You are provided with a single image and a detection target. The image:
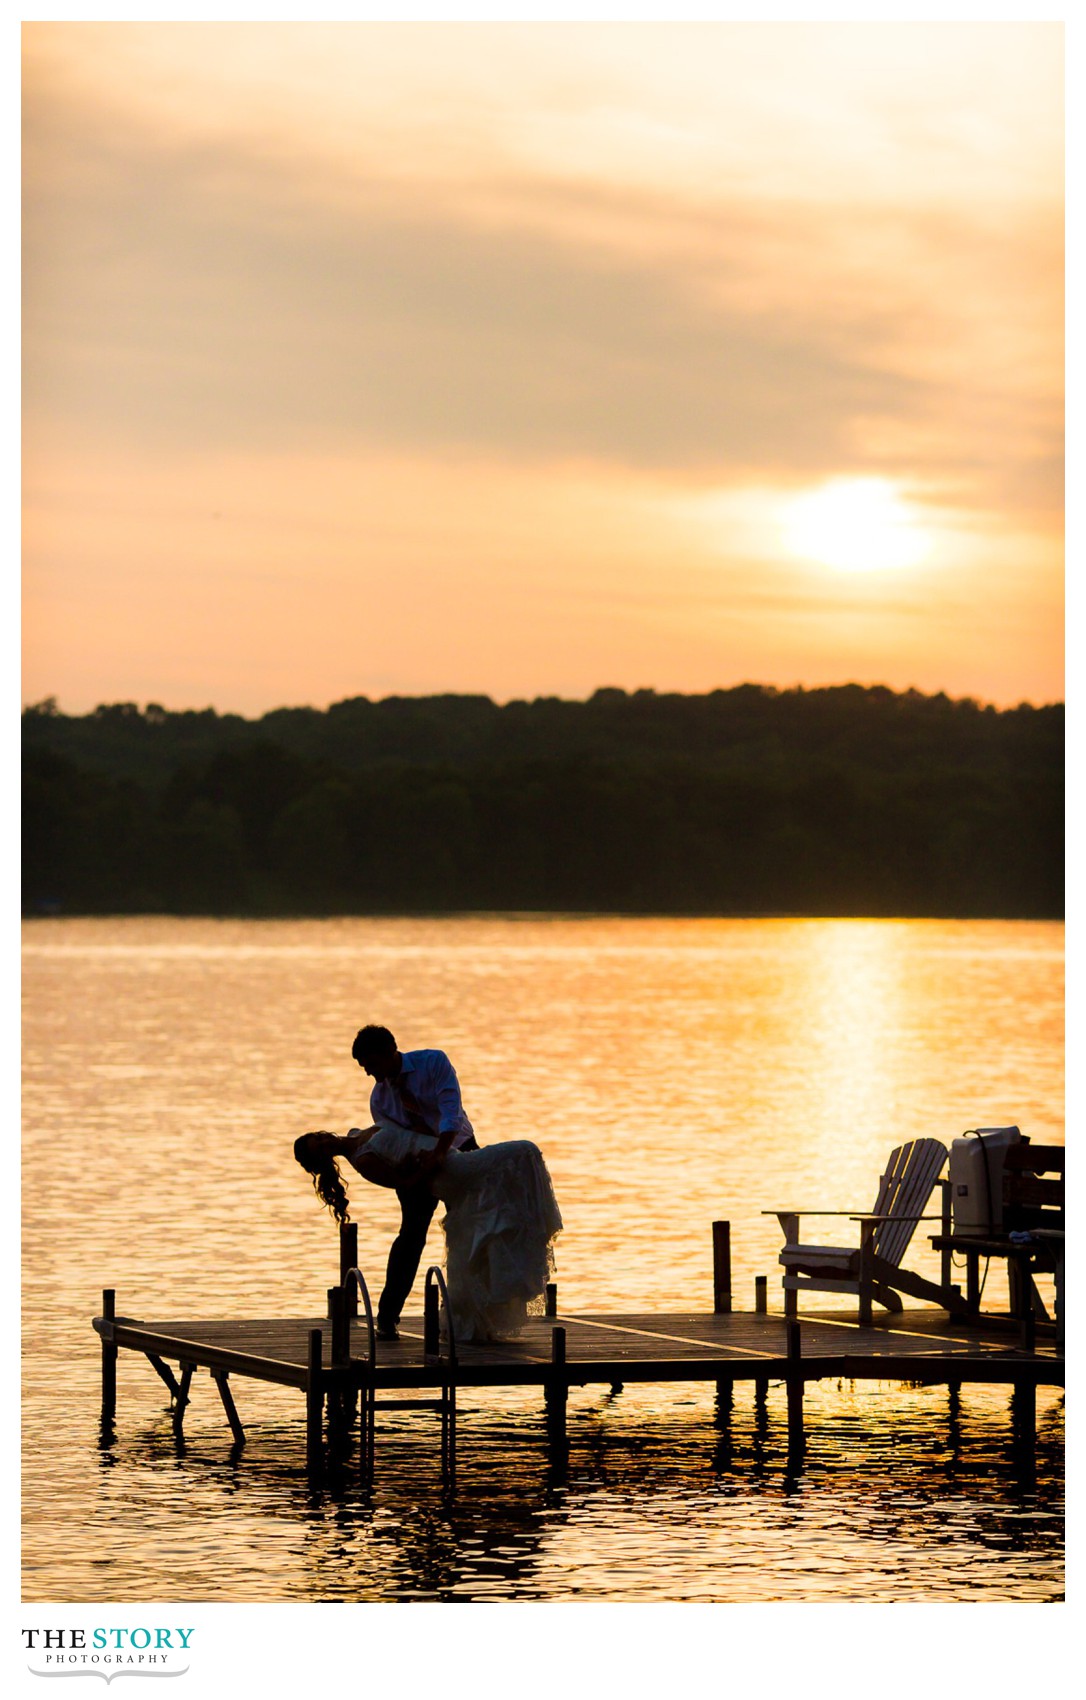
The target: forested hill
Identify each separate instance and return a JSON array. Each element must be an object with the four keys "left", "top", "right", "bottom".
[{"left": 22, "top": 685, "right": 1063, "bottom": 918}]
